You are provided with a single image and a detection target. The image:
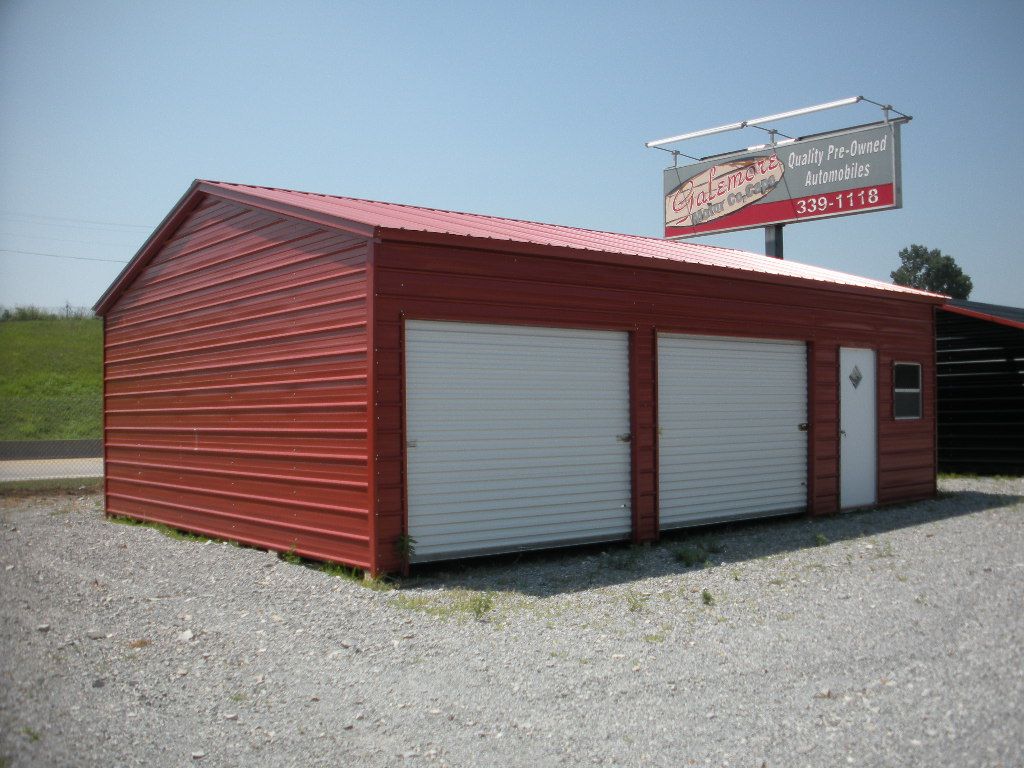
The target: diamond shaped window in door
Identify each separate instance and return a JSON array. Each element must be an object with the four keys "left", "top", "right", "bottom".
[{"left": 849, "top": 365, "right": 863, "bottom": 389}]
